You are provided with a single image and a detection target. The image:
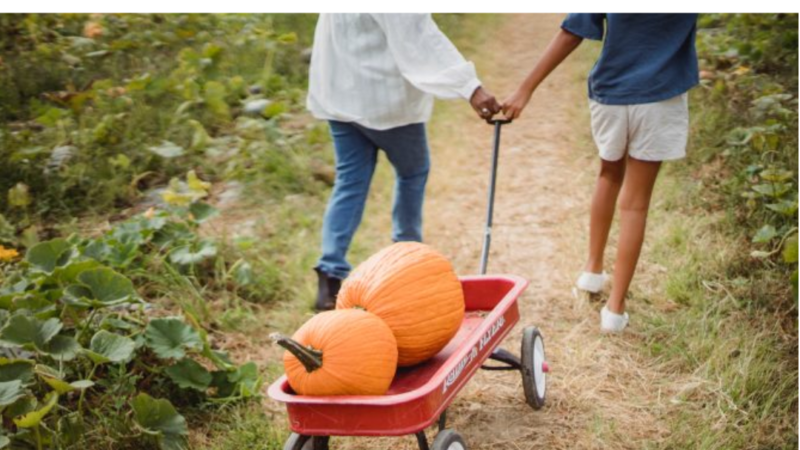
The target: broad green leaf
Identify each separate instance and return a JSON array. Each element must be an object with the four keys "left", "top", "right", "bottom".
[
  {"left": 153, "top": 222, "right": 194, "bottom": 248},
  {"left": 216, "top": 362, "right": 262, "bottom": 399},
  {"left": 78, "top": 268, "right": 137, "bottom": 303},
  {"left": 0, "top": 315, "right": 62, "bottom": 349},
  {"left": 188, "top": 202, "right": 218, "bottom": 223},
  {"left": 82, "top": 240, "right": 110, "bottom": 261},
  {"left": 0, "top": 435, "right": 9, "bottom": 448},
  {"left": 766, "top": 200, "right": 798, "bottom": 216},
  {"left": 13, "top": 293, "right": 56, "bottom": 317},
  {"left": 25, "top": 239, "right": 73, "bottom": 273},
  {"left": 184, "top": 312, "right": 232, "bottom": 371},
  {"left": 759, "top": 168, "right": 793, "bottom": 182},
  {"left": 164, "top": 359, "right": 212, "bottom": 391},
  {"left": 39, "top": 335, "right": 81, "bottom": 361},
  {"left": 752, "top": 225, "right": 777, "bottom": 243},
  {"left": 210, "top": 370, "right": 236, "bottom": 398},
  {"left": 106, "top": 241, "right": 140, "bottom": 268},
  {"left": 110, "top": 220, "right": 148, "bottom": 245},
  {"left": 752, "top": 183, "right": 790, "bottom": 198},
  {"left": 65, "top": 268, "right": 137, "bottom": 307},
  {"left": 63, "top": 285, "right": 93, "bottom": 308},
  {"left": 131, "top": 393, "right": 188, "bottom": 450},
  {"left": 230, "top": 362, "right": 262, "bottom": 397},
  {"left": 14, "top": 392, "right": 58, "bottom": 428},
  {"left": 0, "top": 359, "right": 34, "bottom": 383},
  {"left": 169, "top": 240, "right": 216, "bottom": 266},
  {"left": 144, "top": 318, "right": 203, "bottom": 359},
  {"left": 2, "top": 394, "right": 36, "bottom": 418},
  {"left": 88, "top": 330, "right": 135, "bottom": 364},
  {"left": 783, "top": 234, "right": 798, "bottom": 264},
  {"left": 148, "top": 141, "right": 185, "bottom": 159},
  {"left": 0, "top": 380, "right": 25, "bottom": 406},
  {"left": 51, "top": 259, "right": 101, "bottom": 284}
]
